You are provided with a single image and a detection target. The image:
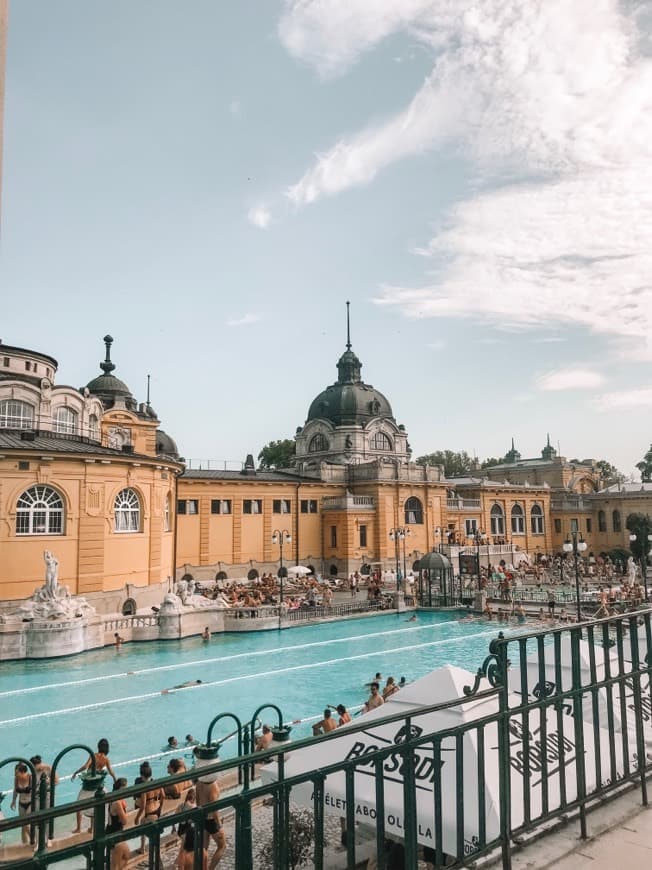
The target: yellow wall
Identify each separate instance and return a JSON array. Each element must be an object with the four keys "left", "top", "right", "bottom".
[{"left": 0, "top": 453, "right": 177, "bottom": 600}]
